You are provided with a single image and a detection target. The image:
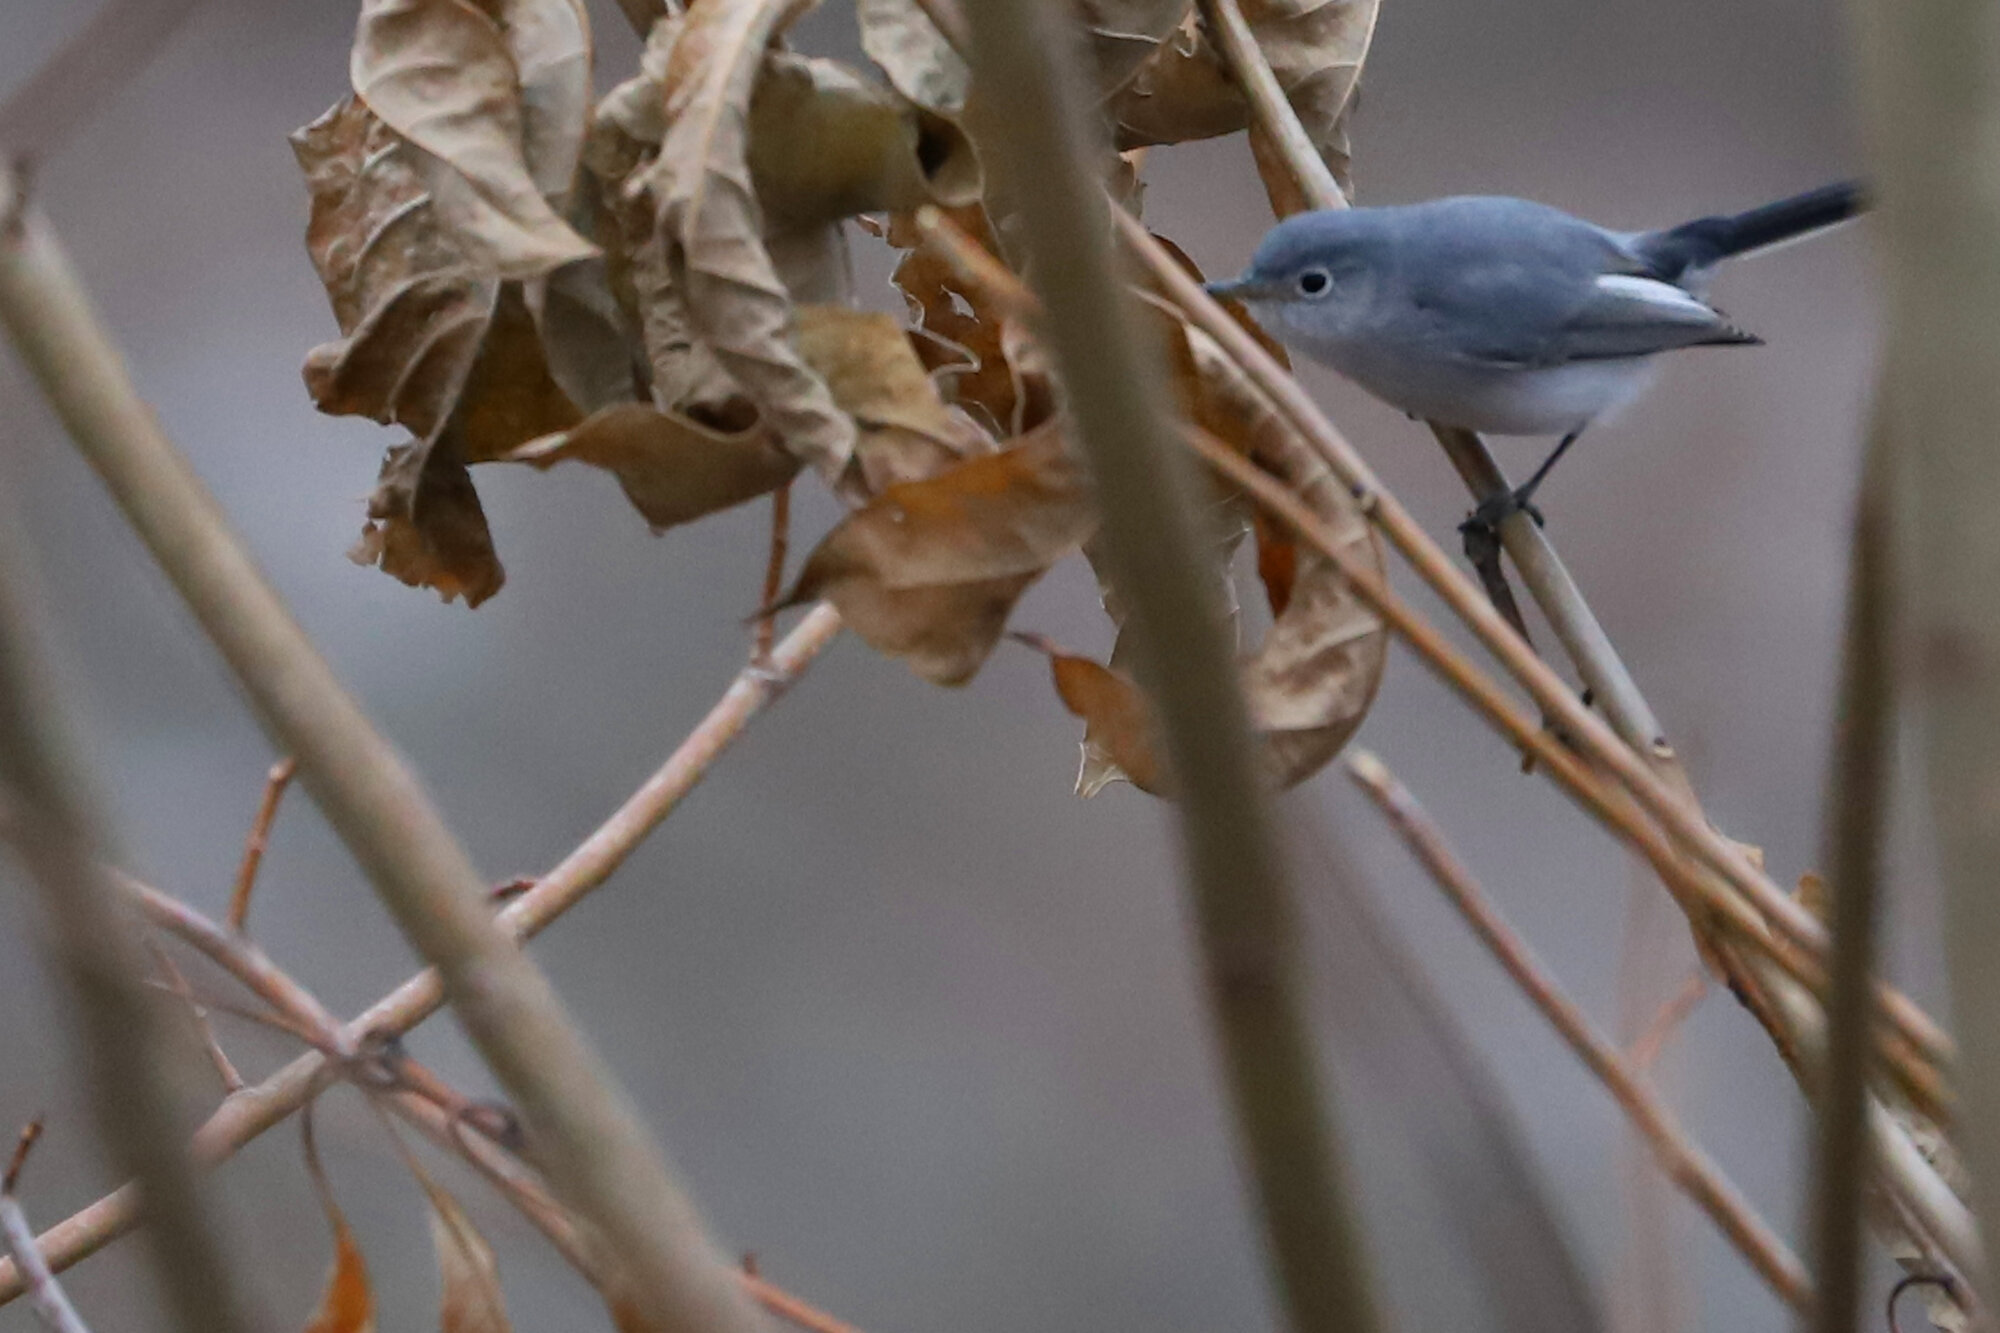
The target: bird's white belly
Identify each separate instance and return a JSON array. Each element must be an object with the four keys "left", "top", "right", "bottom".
[{"left": 1301, "top": 338, "right": 1658, "bottom": 437}]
